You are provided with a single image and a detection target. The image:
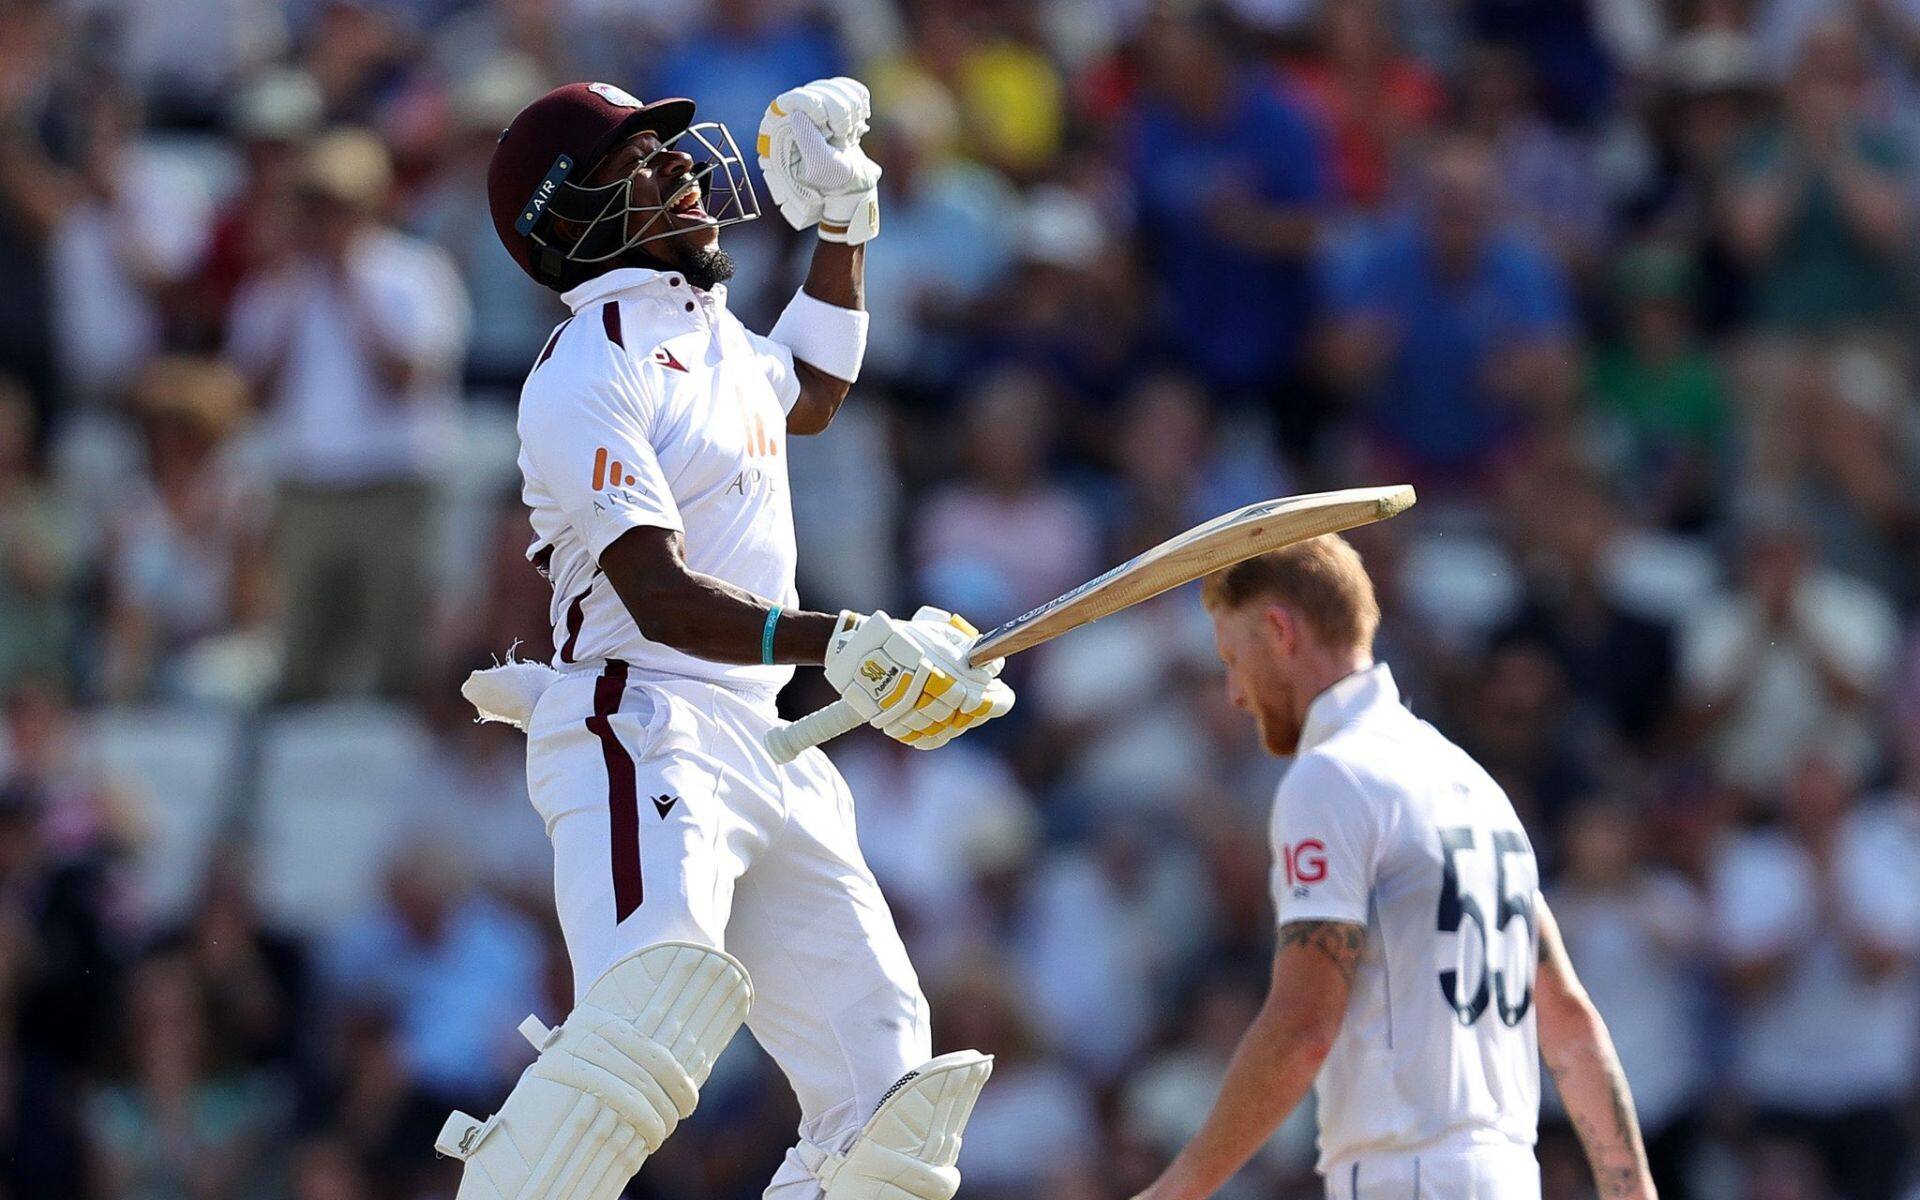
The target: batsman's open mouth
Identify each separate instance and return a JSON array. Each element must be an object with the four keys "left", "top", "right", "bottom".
[{"left": 668, "top": 181, "right": 708, "bottom": 221}]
